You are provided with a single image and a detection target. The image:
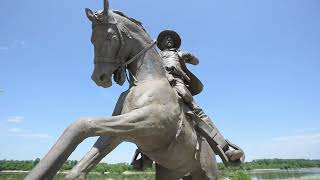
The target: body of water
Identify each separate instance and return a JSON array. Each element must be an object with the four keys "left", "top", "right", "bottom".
[
  {"left": 248, "top": 168, "right": 320, "bottom": 180},
  {"left": 1, "top": 168, "right": 320, "bottom": 180}
]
